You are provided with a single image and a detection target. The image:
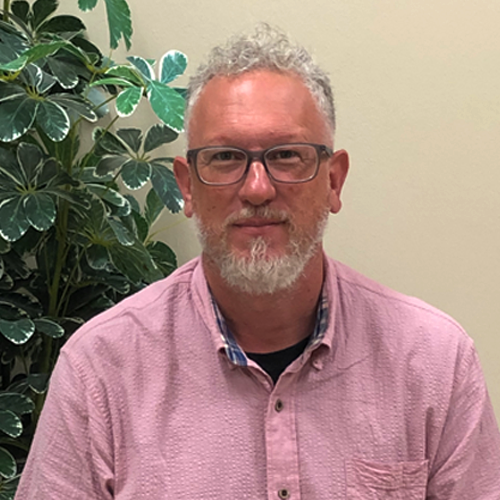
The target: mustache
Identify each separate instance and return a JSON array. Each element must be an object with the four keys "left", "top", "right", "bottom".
[{"left": 223, "top": 206, "right": 291, "bottom": 228}]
